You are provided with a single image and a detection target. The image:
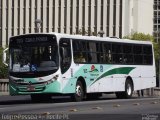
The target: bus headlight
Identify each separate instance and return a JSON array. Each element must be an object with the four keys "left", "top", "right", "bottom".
[
  {"left": 45, "top": 75, "right": 59, "bottom": 85},
  {"left": 53, "top": 75, "right": 59, "bottom": 80},
  {"left": 46, "top": 79, "right": 53, "bottom": 85}
]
